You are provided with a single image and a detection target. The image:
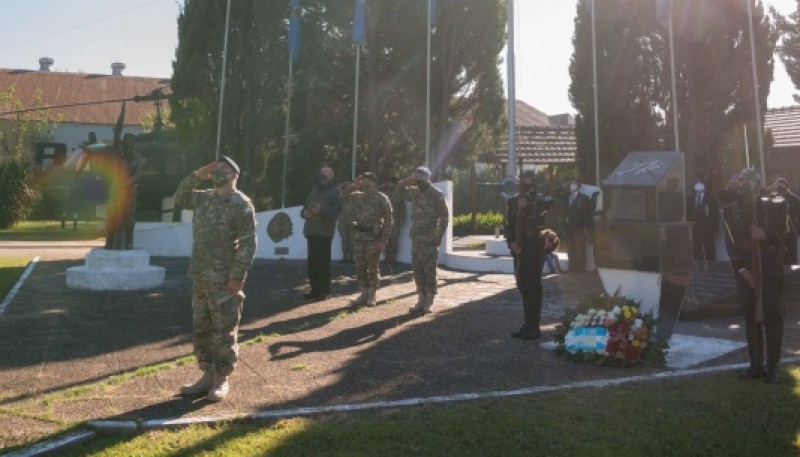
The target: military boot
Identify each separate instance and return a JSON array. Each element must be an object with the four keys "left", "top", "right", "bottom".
[
  {"left": 366, "top": 288, "right": 377, "bottom": 306},
  {"left": 207, "top": 373, "right": 230, "bottom": 402},
  {"left": 512, "top": 293, "right": 531, "bottom": 338},
  {"left": 179, "top": 370, "right": 213, "bottom": 396},
  {"left": 409, "top": 293, "right": 426, "bottom": 314},
  {"left": 351, "top": 289, "right": 369, "bottom": 307},
  {"left": 764, "top": 322, "right": 783, "bottom": 384},
  {"left": 739, "top": 323, "right": 766, "bottom": 380},
  {"left": 423, "top": 294, "right": 435, "bottom": 313}
]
